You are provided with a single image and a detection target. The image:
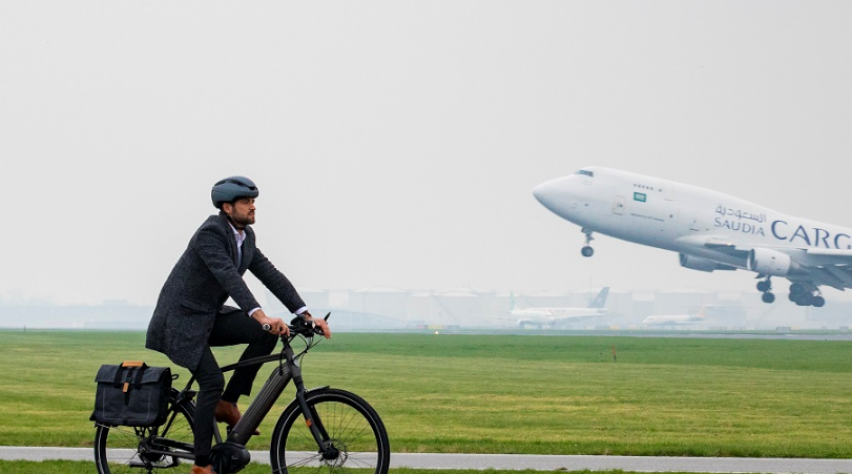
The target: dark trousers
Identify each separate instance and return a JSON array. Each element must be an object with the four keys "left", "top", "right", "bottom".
[{"left": 190, "top": 309, "right": 278, "bottom": 460}]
